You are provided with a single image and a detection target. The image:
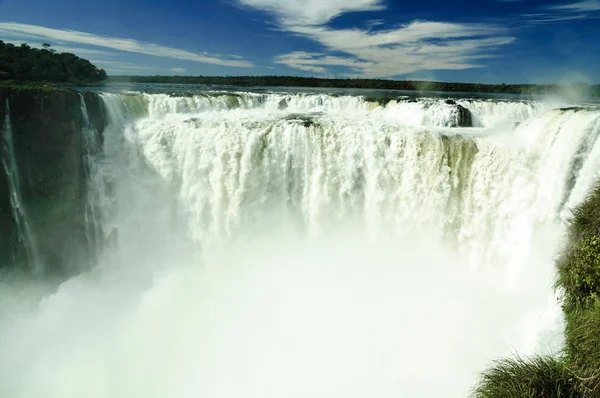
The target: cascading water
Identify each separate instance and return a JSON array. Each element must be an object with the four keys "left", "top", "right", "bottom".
[
  {"left": 0, "top": 99, "right": 42, "bottom": 274},
  {"left": 80, "top": 94, "right": 104, "bottom": 264},
  {"left": 1, "top": 90, "right": 599, "bottom": 398}
]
